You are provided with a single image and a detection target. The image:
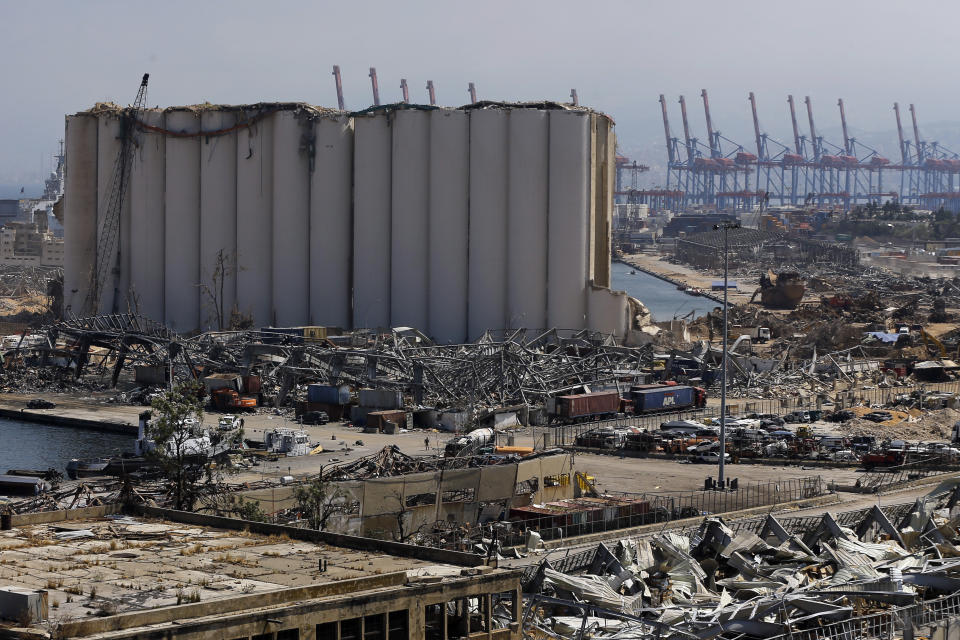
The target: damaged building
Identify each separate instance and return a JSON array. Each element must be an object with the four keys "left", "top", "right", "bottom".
[
  {"left": 522, "top": 479, "right": 960, "bottom": 640},
  {"left": 239, "top": 446, "right": 576, "bottom": 541},
  {"left": 63, "top": 101, "right": 638, "bottom": 341},
  {"left": 0, "top": 506, "right": 521, "bottom": 639}
]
